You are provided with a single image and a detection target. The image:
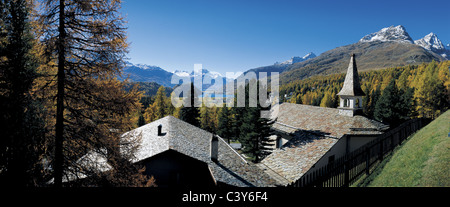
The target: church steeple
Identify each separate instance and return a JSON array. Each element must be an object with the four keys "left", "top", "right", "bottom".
[{"left": 337, "top": 54, "right": 365, "bottom": 117}]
